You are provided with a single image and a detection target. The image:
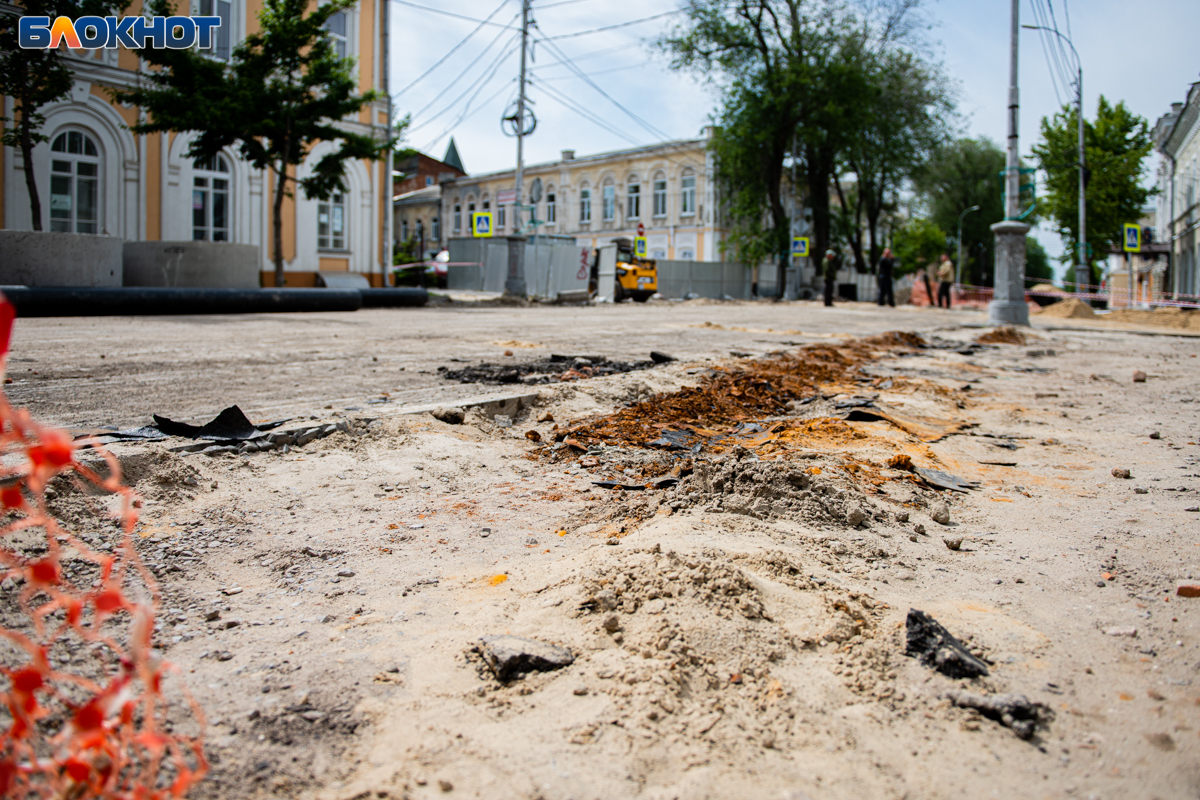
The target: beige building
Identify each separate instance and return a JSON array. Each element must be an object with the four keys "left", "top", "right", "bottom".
[
  {"left": 440, "top": 133, "right": 727, "bottom": 261},
  {"left": 1154, "top": 79, "right": 1200, "bottom": 299}
]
